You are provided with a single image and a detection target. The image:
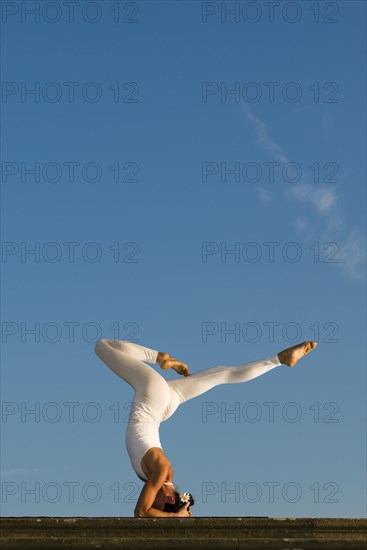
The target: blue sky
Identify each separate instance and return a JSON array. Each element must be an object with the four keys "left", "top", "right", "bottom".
[{"left": 1, "top": 0, "right": 366, "bottom": 518}]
